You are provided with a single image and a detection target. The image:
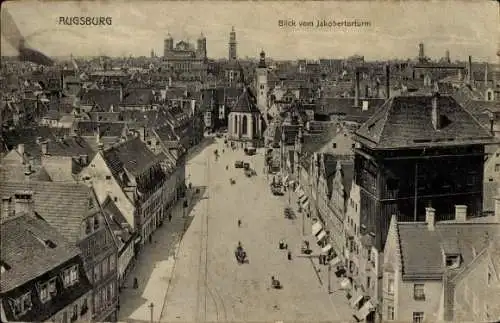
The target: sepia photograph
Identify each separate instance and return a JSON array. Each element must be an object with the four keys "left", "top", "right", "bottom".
[{"left": 0, "top": 0, "right": 499, "bottom": 322}]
